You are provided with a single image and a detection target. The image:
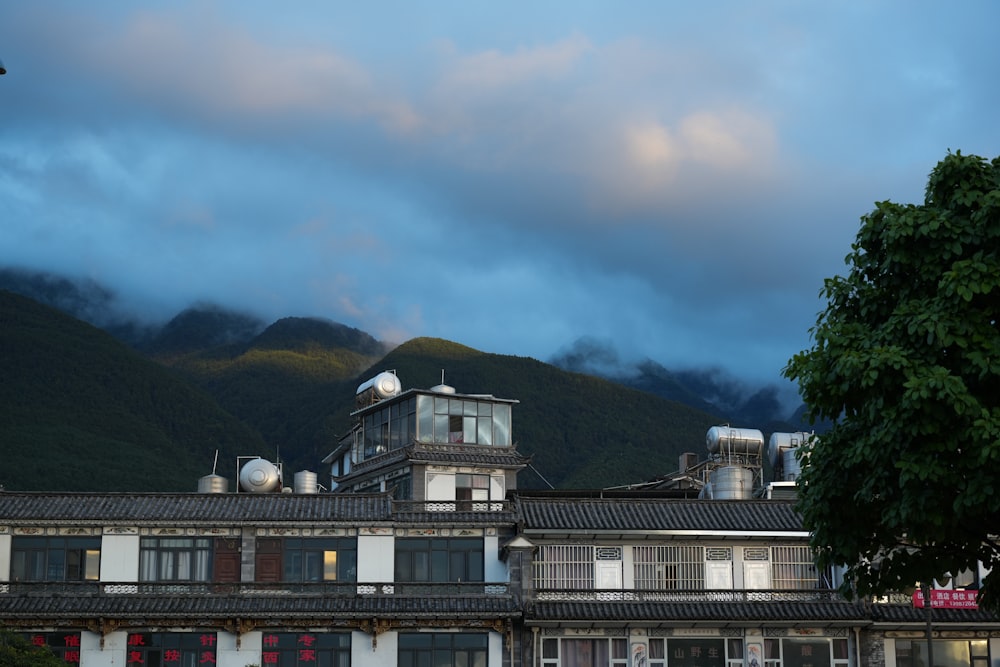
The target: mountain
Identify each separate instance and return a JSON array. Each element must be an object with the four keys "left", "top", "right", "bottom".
[
  {"left": 0, "top": 290, "right": 268, "bottom": 492},
  {"left": 0, "top": 268, "right": 815, "bottom": 491},
  {"left": 153, "top": 314, "right": 392, "bottom": 470}
]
